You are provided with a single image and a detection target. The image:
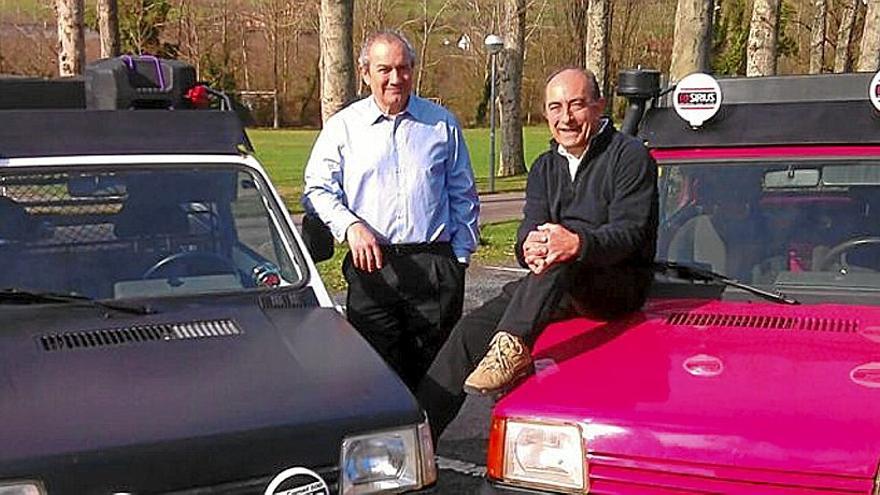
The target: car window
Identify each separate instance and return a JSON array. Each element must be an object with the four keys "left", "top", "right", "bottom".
[
  {"left": 0, "top": 165, "right": 303, "bottom": 300},
  {"left": 656, "top": 160, "right": 880, "bottom": 287}
]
